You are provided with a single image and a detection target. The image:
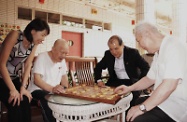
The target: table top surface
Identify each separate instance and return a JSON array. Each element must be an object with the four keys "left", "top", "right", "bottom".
[
  {"left": 57, "top": 85, "right": 124, "bottom": 104},
  {"left": 45, "top": 94, "right": 98, "bottom": 106},
  {"left": 46, "top": 91, "right": 131, "bottom": 106}
]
